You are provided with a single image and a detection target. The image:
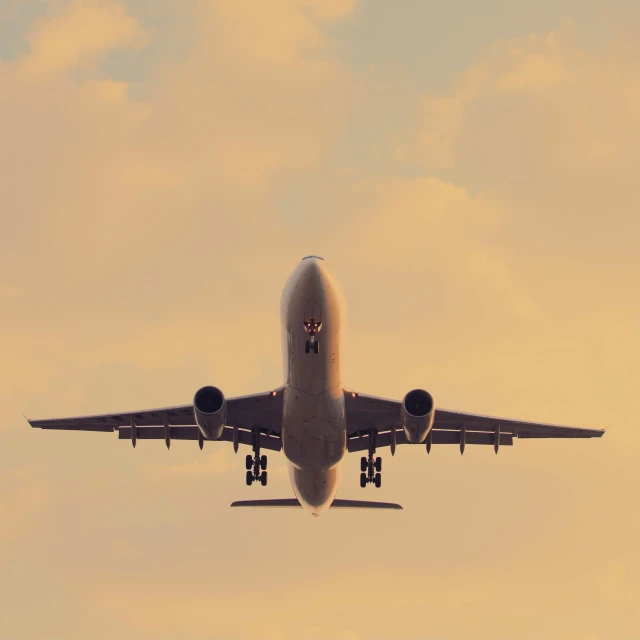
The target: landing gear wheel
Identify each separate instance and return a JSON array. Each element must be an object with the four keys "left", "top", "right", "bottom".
[
  {"left": 313, "top": 341, "right": 320, "bottom": 354},
  {"left": 305, "top": 341, "right": 310, "bottom": 354},
  {"left": 260, "top": 455, "right": 268, "bottom": 470},
  {"left": 375, "top": 457, "right": 382, "bottom": 472},
  {"left": 260, "top": 471, "right": 268, "bottom": 486},
  {"left": 360, "top": 472, "right": 367, "bottom": 488},
  {"left": 246, "top": 471, "right": 253, "bottom": 486},
  {"left": 360, "top": 457, "right": 367, "bottom": 472},
  {"left": 245, "top": 454, "right": 253, "bottom": 470},
  {"left": 374, "top": 473, "right": 382, "bottom": 488}
]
